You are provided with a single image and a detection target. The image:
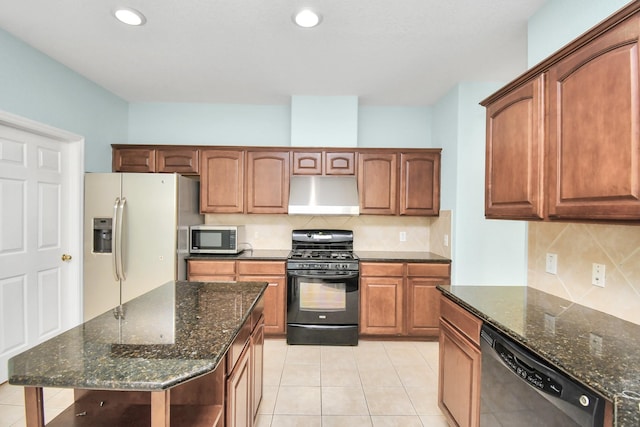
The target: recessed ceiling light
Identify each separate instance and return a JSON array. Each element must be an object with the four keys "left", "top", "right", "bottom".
[
  {"left": 114, "top": 7, "right": 146, "bottom": 26},
  {"left": 293, "top": 9, "right": 321, "bottom": 28}
]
